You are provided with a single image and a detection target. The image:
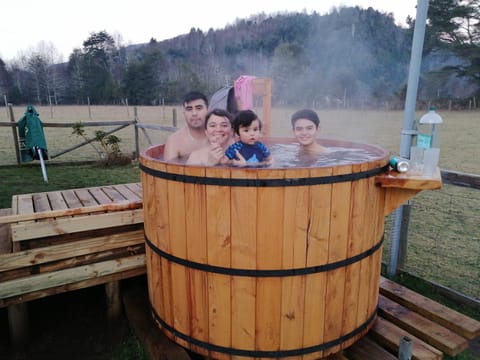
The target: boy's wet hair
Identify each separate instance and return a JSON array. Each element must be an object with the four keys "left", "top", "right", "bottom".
[
  {"left": 183, "top": 91, "right": 209, "bottom": 107},
  {"left": 291, "top": 109, "right": 320, "bottom": 128},
  {"left": 233, "top": 110, "right": 262, "bottom": 135},
  {"left": 205, "top": 108, "right": 233, "bottom": 129}
]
